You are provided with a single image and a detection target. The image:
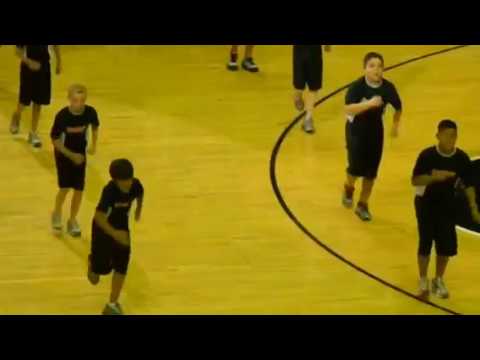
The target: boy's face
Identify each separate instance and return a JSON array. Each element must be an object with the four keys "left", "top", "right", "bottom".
[
  {"left": 437, "top": 128, "right": 457, "bottom": 153},
  {"left": 115, "top": 178, "right": 134, "bottom": 193},
  {"left": 69, "top": 92, "right": 87, "bottom": 112},
  {"left": 365, "top": 58, "right": 384, "bottom": 83}
]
